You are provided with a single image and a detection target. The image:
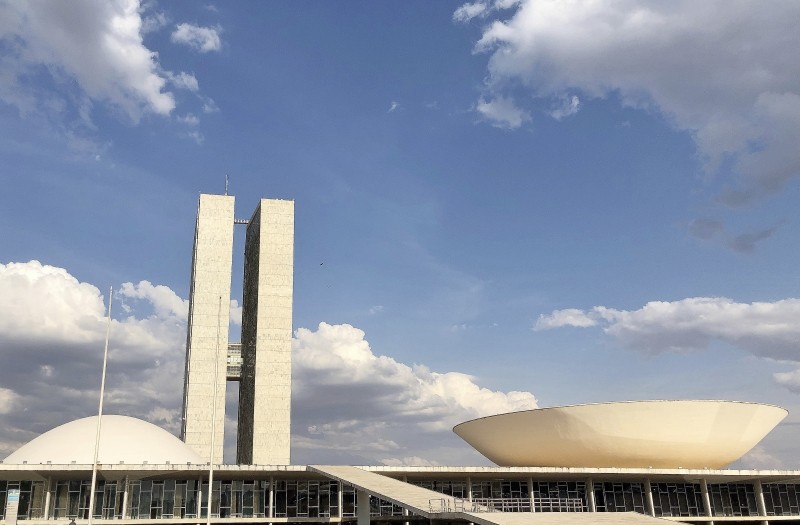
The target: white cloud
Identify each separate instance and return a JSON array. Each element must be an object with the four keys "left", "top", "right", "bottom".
[
  {"left": 185, "top": 130, "right": 205, "bottom": 144},
  {"left": 0, "top": 261, "right": 187, "bottom": 450},
  {"left": 0, "top": 262, "right": 536, "bottom": 465},
  {"left": 141, "top": 10, "right": 168, "bottom": 33},
  {"left": 453, "top": 0, "right": 521, "bottom": 23},
  {"left": 0, "top": 0, "right": 175, "bottom": 120},
  {"left": 476, "top": 96, "right": 530, "bottom": 129},
  {"left": 453, "top": 2, "right": 488, "bottom": 22},
  {"left": 381, "top": 456, "right": 442, "bottom": 467},
  {"left": 464, "top": 0, "right": 800, "bottom": 204},
  {"left": 229, "top": 299, "right": 242, "bottom": 326},
  {"left": 549, "top": 95, "right": 580, "bottom": 120},
  {"left": 292, "top": 322, "right": 537, "bottom": 464},
  {"left": 536, "top": 297, "right": 800, "bottom": 369},
  {"left": 388, "top": 101, "right": 400, "bottom": 113},
  {"left": 178, "top": 113, "right": 200, "bottom": 126},
  {"left": 738, "top": 445, "right": 785, "bottom": 470},
  {"left": 535, "top": 308, "right": 597, "bottom": 329},
  {"left": 171, "top": 23, "right": 222, "bottom": 53},
  {"left": 119, "top": 280, "right": 189, "bottom": 319},
  {"left": 774, "top": 369, "right": 800, "bottom": 394},
  {"left": 167, "top": 71, "right": 199, "bottom": 92},
  {"left": 202, "top": 97, "right": 220, "bottom": 113},
  {"left": 0, "top": 388, "right": 19, "bottom": 415}
]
